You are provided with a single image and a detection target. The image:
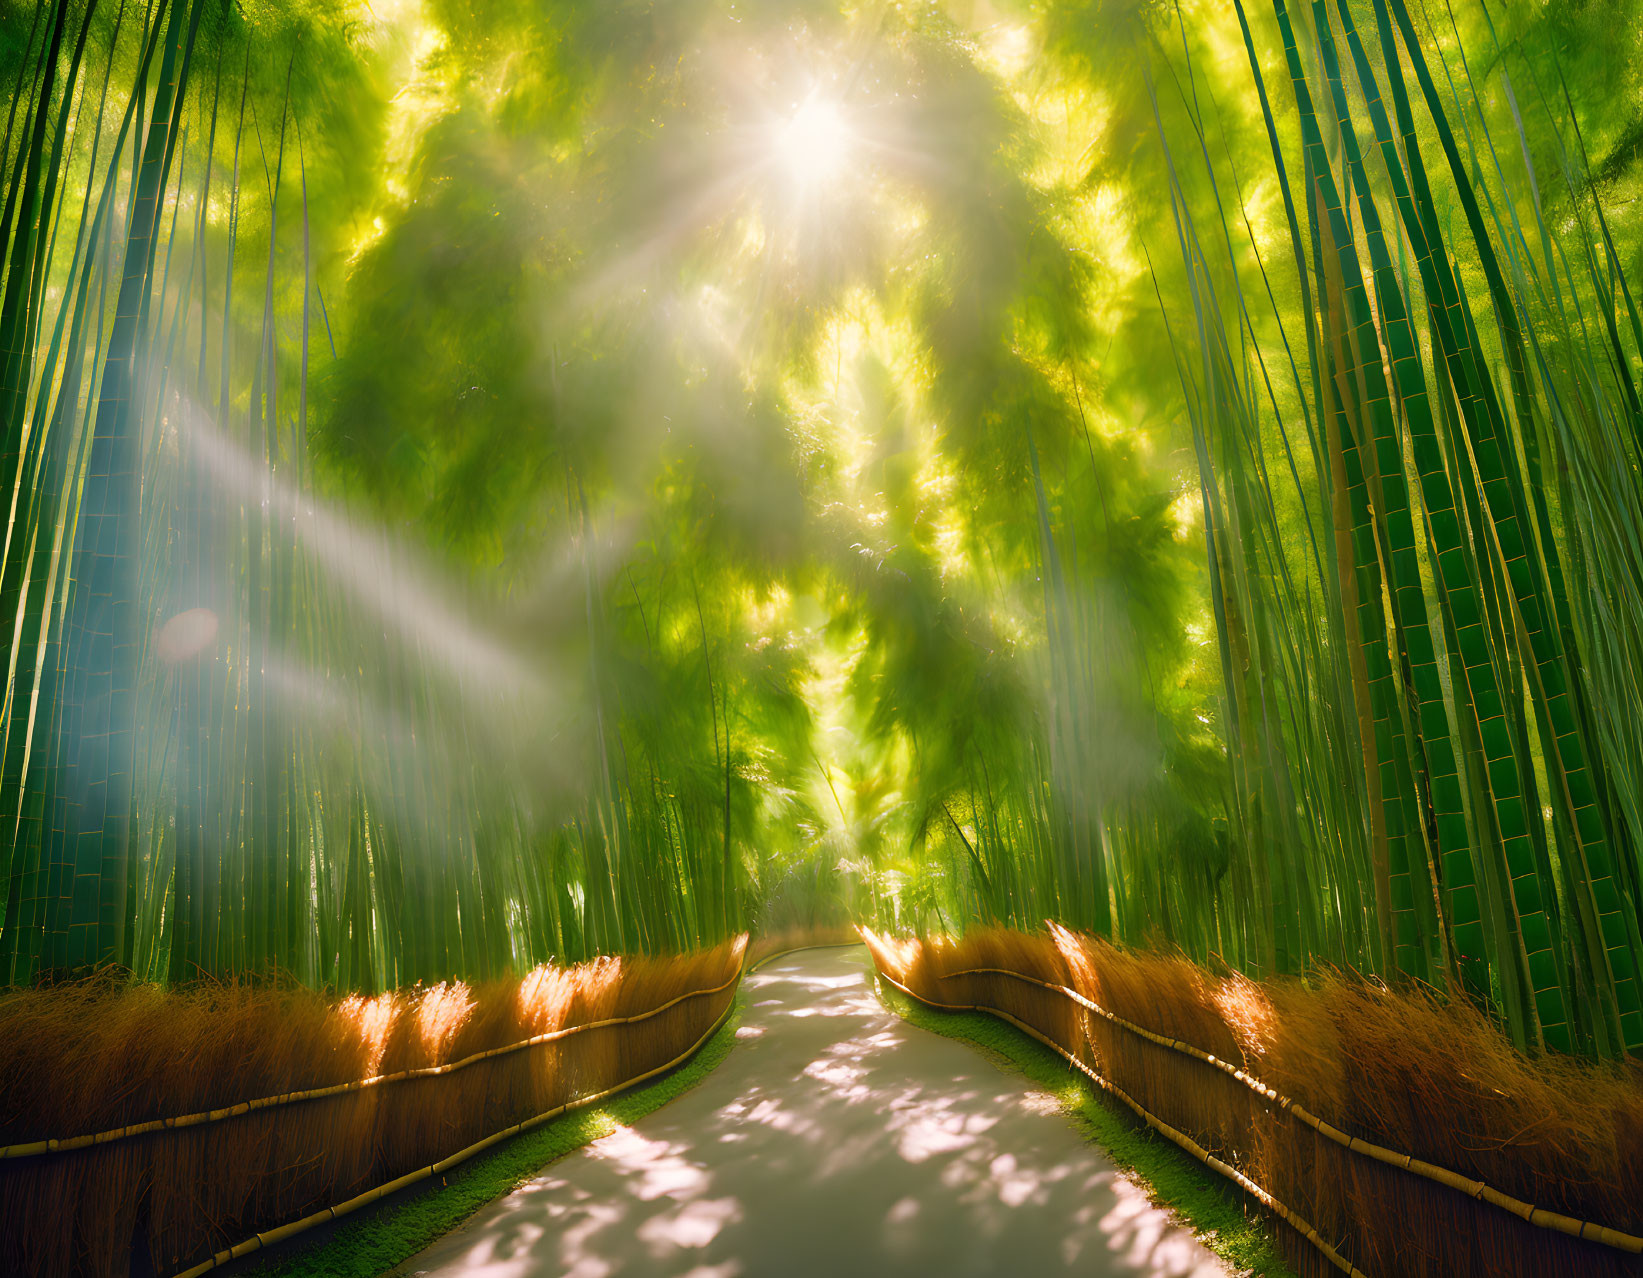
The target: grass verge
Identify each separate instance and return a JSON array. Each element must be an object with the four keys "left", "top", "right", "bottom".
[
  {"left": 873, "top": 977, "right": 1296, "bottom": 1278},
  {"left": 231, "top": 1003, "right": 743, "bottom": 1278}
]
